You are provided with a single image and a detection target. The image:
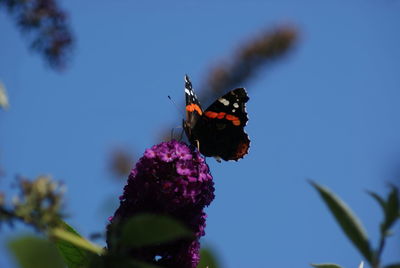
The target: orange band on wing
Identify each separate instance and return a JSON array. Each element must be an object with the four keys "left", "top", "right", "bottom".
[
  {"left": 204, "top": 111, "right": 218, "bottom": 118},
  {"left": 186, "top": 104, "right": 202, "bottom": 115},
  {"left": 217, "top": 112, "right": 226, "bottom": 119},
  {"left": 225, "top": 114, "right": 237, "bottom": 121},
  {"left": 205, "top": 112, "right": 241, "bottom": 125},
  {"left": 225, "top": 114, "right": 241, "bottom": 126},
  {"left": 205, "top": 111, "right": 226, "bottom": 119}
]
